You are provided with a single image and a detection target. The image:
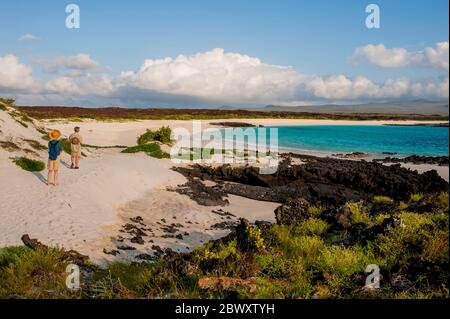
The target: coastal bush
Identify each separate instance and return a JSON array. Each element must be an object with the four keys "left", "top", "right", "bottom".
[
  {"left": 0, "top": 247, "right": 72, "bottom": 299},
  {"left": 0, "top": 97, "right": 15, "bottom": 110},
  {"left": 12, "top": 157, "right": 45, "bottom": 172},
  {"left": 295, "top": 218, "right": 329, "bottom": 236},
  {"left": 346, "top": 202, "right": 371, "bottom": 225},
  {"left": 372, "top": 195, "right": 393, "bottom": 205},
  {"left": 376, "top": 212, "right": 435, "bottom": 269},
  {"left": 308, "top": 204, "right": 325, "bottom": 217},
  {"left": 410, "top": 193, "right": 424, "bottom": 202},
  {"left": 0, "top": 190, "right": 447, "bottom": 299},
  {"left": 121, "top": 143, "right": 170, "bottom": 159},
  {"left": 60, "top": 138, "right": 72, "bottom": 155},
  {"left": 137, "top": 126, "right": 172, "bottom": 145}
]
